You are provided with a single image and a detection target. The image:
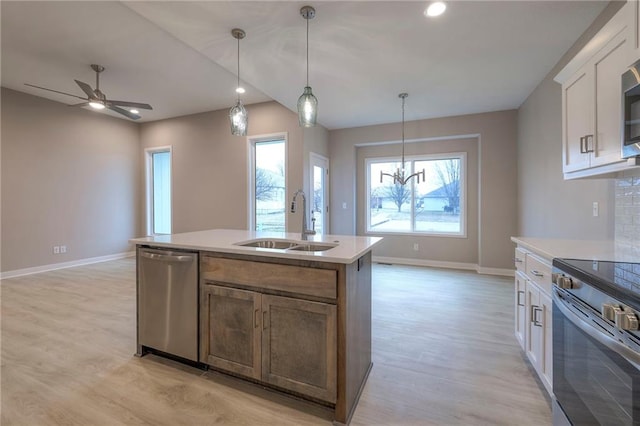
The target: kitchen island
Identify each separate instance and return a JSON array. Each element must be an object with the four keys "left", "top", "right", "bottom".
[{"left": 130, "top": 229, "right": 382, "bottom": 425}]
